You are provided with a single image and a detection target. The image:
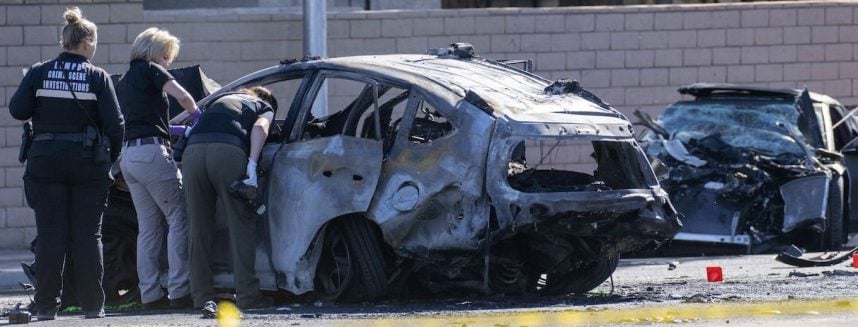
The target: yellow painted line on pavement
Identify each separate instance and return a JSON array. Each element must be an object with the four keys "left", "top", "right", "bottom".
[{"left": 321, "top": 298, "right": 858, "bottom": 327}]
